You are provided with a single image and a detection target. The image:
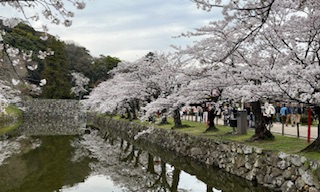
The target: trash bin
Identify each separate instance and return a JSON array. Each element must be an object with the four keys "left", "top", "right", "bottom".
[
  {"left": 236, "top": 110, "right": 247, "bottom": 134},
  {"left": 230, "top": 119, "right": 237, "bottom": 127}
]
